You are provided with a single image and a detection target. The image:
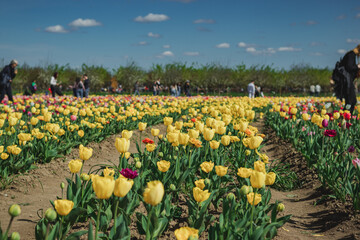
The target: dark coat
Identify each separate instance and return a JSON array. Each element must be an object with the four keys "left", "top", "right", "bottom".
[{"left": 0, "top": 64, "right": 16, "bottom": 87}]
